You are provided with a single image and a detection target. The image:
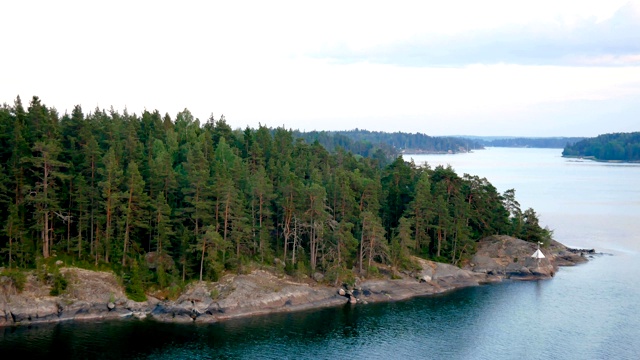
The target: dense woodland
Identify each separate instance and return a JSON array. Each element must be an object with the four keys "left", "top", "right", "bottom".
[
  {"left": 296, "top": 130, "right": 482, "bottom": 155},
  {"left": 0, "top": 96, "right": 550, "bottom": 295},
  {"left": 562, "top": 132, "right": 640, "bottom": 161}
]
